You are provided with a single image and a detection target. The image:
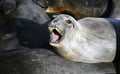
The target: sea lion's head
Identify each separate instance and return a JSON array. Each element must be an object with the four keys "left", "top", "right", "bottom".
[{"left": 48, "top": 14, "right": 78, "bottom": 47}]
